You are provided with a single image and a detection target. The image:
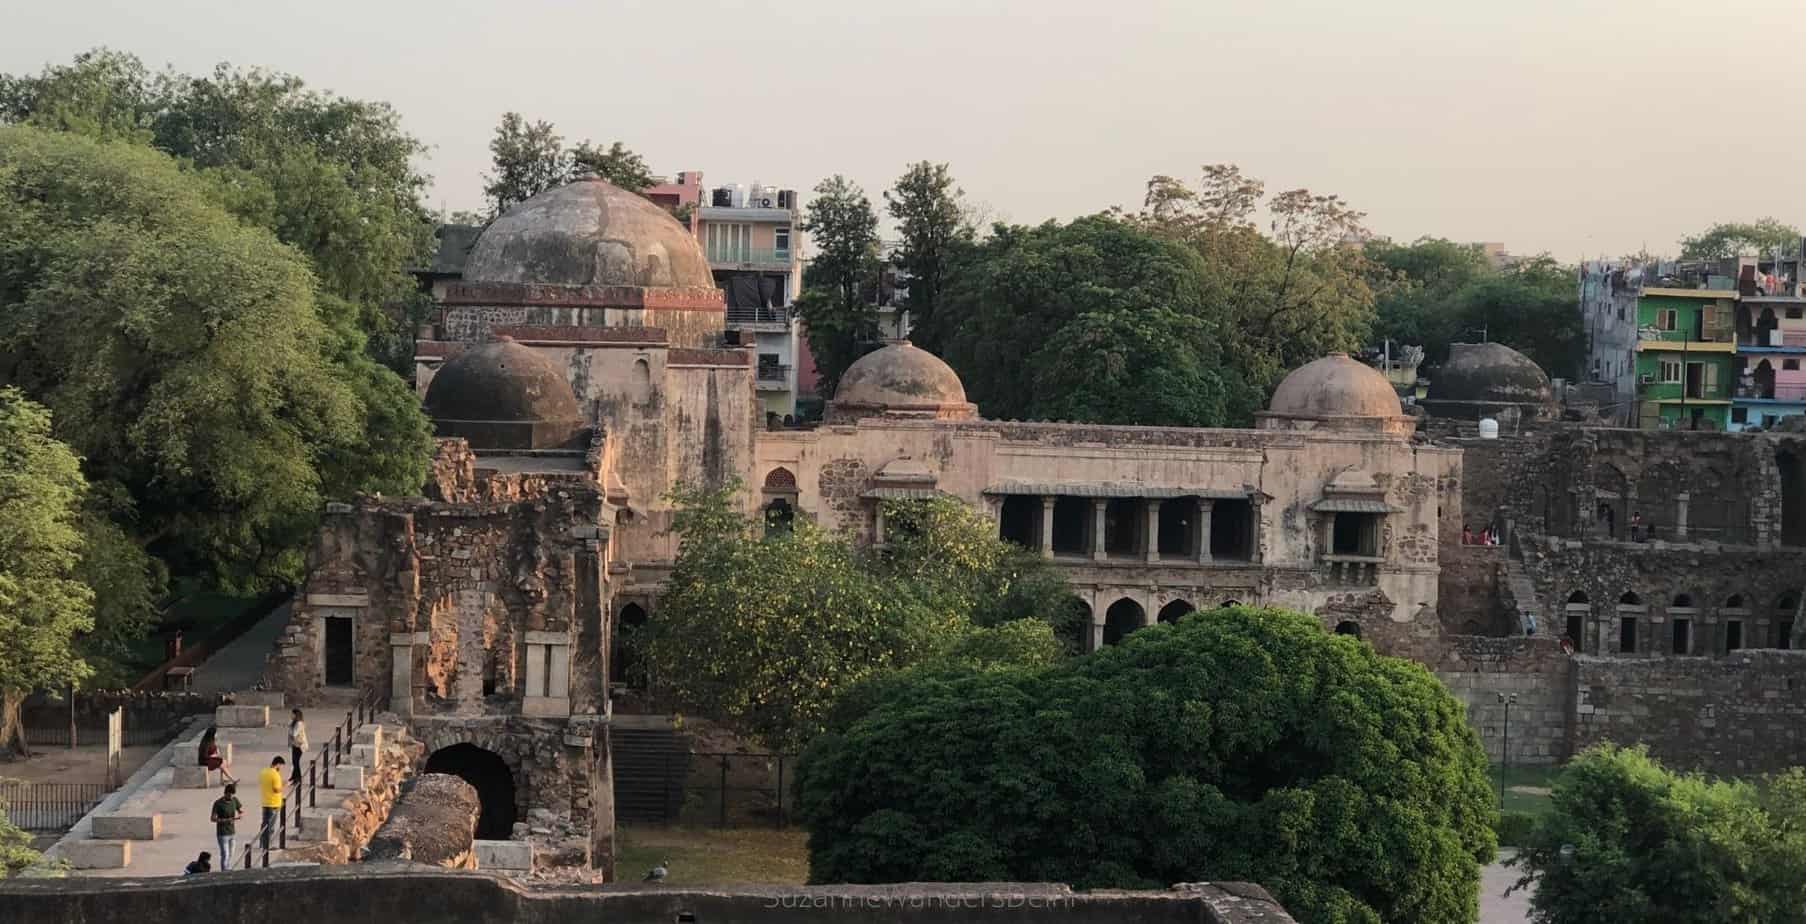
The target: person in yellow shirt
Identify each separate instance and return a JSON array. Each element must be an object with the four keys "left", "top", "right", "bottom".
[{"left": 258, "top": 756, "right": 286, "bottom": 851}]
